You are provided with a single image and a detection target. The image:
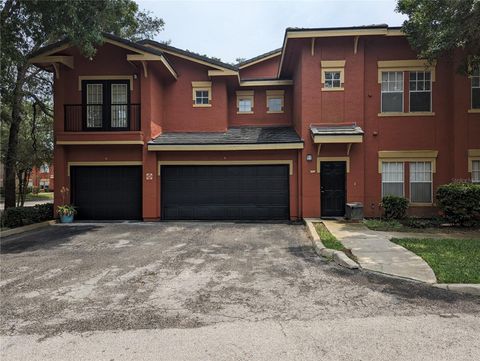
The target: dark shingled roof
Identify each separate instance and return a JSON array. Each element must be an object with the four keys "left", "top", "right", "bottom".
[
  {"left": 138, "top": 39, "right": 238, "bottom": 71},
  {"left": 149, "top": 127, "right": 302, "bottom": 145},
  {"left": 237, "top": 48, "right": 282, "bottom": 67},
  {"left": 310, "top": 123, "right": 364, "bottom": 136}
]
